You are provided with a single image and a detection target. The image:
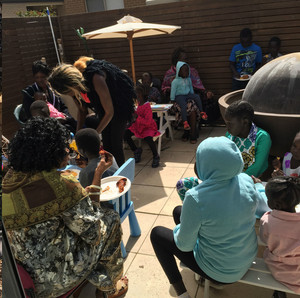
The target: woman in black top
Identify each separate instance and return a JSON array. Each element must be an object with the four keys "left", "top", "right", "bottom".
[{"left": 48, "top": 57, "right": 135, "bottom": 166}]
